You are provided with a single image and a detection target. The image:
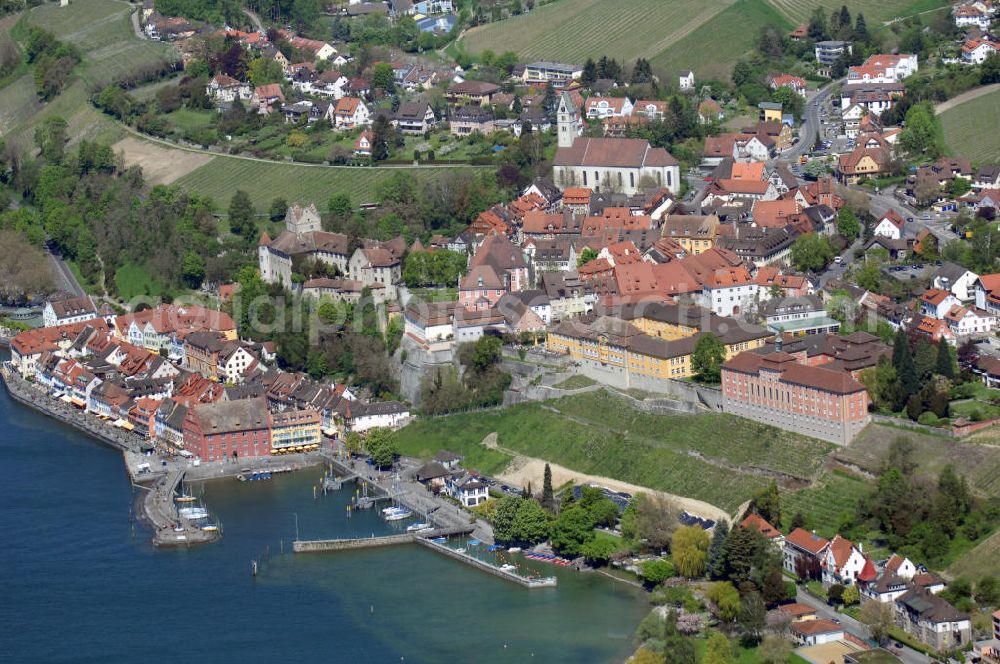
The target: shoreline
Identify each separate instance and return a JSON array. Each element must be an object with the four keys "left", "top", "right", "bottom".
[{"left": 0, "top": 361, "right": 327, "bottom": 546}]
